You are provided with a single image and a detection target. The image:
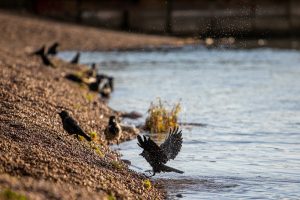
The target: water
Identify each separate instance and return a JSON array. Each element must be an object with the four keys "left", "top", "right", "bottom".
[{"left": 59, "top": 47, "right": 300, "bottom": 199}]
